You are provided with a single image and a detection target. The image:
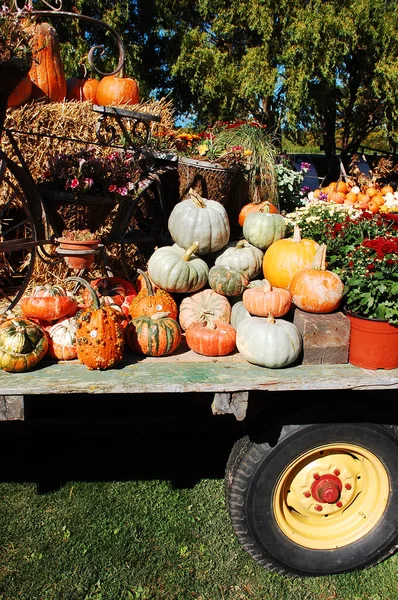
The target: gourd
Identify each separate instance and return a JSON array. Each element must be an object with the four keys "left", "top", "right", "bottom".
[
  {"left": 214, "top": 240, "right": 263, "bottom": 280},
  {"left": 66, "top": 277, "right": 124, "bottom": 370},
  {"left": 179, "top": 289, "right": 231, "bottom": 331},
  {"left": 208, "top": 265, "right": 249, "bottom": 297},
  {"left": 7, "top": 75, "right": 32, "bottom": 108},
  {"left": 242, "top": 206, "right": 286, "bottom": 250},
  {"left": 125, "top": 311, "right": 181, "bottom": 356},
  {"left": 84, "top": 276, "right": 137, "bottom": 316},
  {"left": 236, "top": 315, "right": 302, "bottom": 368},
  {"left": 290, "top": 244, "right": 344, "bottom": 313},
  {"left": 0, "top": 317, "right": 48, "bottom": 372},
  {"left": 45, "top": 316, "right": 78, "bottom": 361},
  {"left": 28, "top": 22, "right": 66, "bottom": 102},
  {"left": 96, "top": 71, "right": 140, "bottom": 106},
  {"left": 168, "top": 189, "right": 230, "bottom": 255},
  {"left": 128, "top": 270, "right": 178, "bottom": 320},
  {"left": 242, "top": 280, "right": 292, "bottom": 318},
  {"left": 238, "top": 200, "right": 279, "bottom": 228},
  {"left": 20, "top": 284, "right": 78, "bottom": 322},
  {"left": 185, "top": 319, "right": 236, "bottom": 357},
  {"left": 147, "top": 243, "right": 209, "bottom": 294},
  {"left": 263, "top": 224, "right": 319, "bottom": 289}
]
